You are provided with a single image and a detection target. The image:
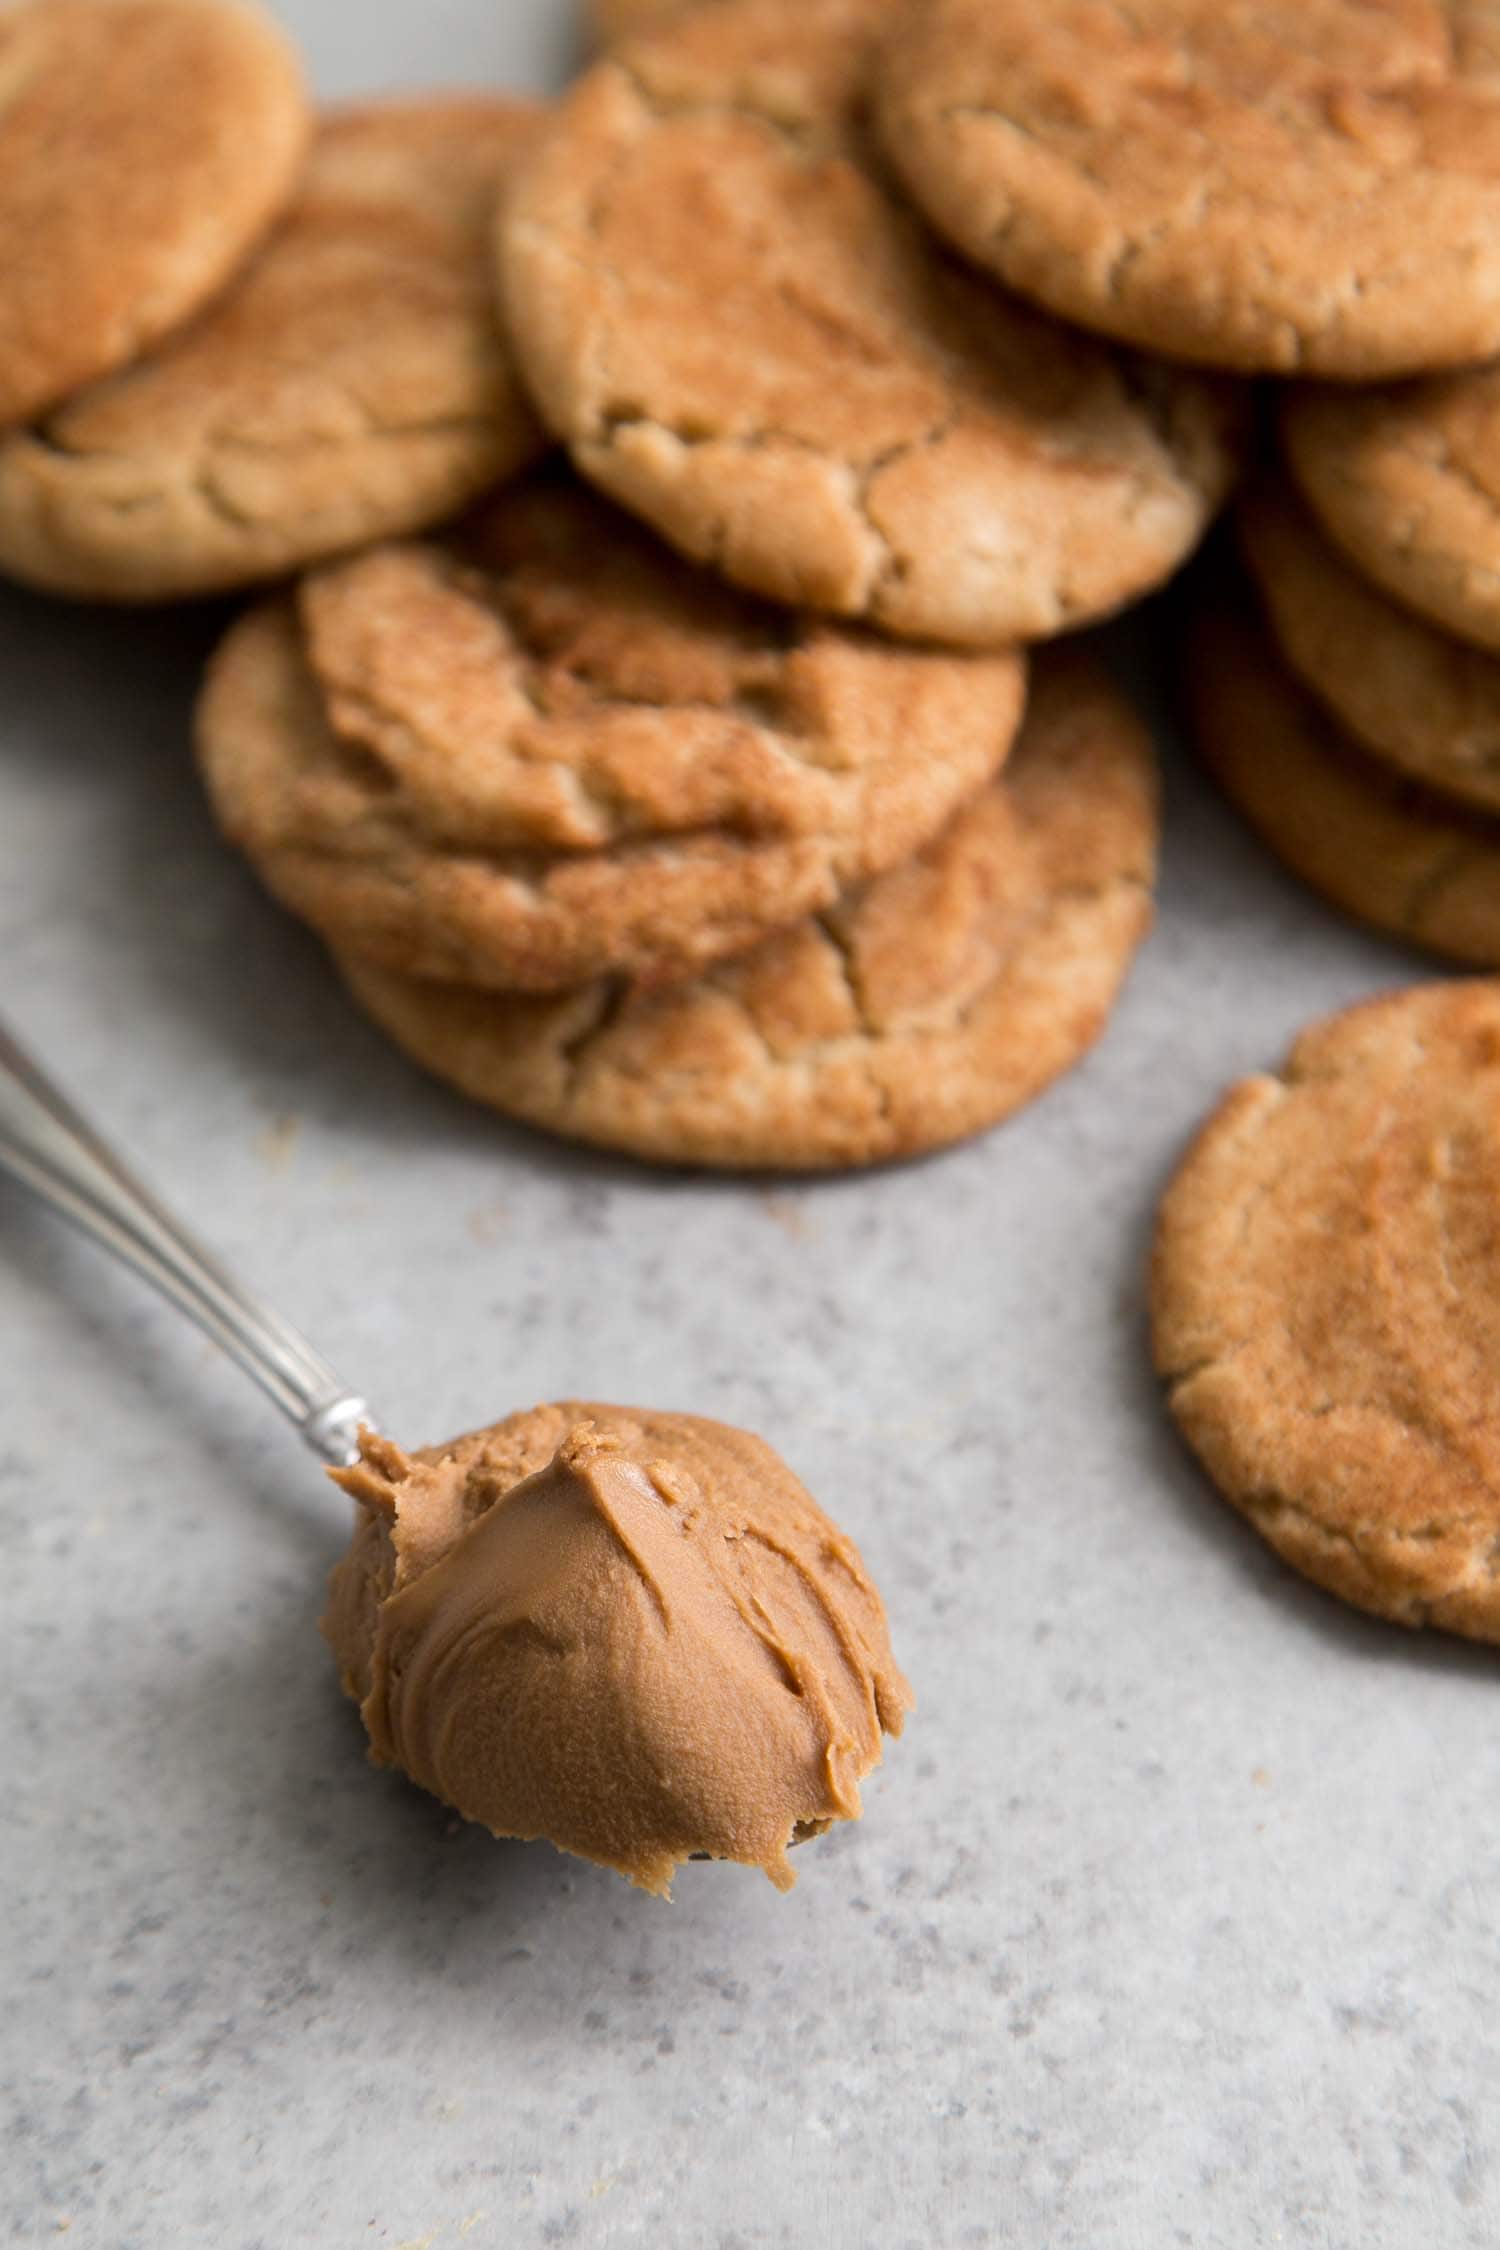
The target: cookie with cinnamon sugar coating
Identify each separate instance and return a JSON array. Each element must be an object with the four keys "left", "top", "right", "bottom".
[
  {"left": 334, "top": 648, "right": 1158, "bottom": 1171},
  {"left": 0, "top": 99, "right": 547, "bottom": 600},
  {"left": 0, "top": 0, "right": 308, "bottom": 428},
  {"left": 501, "top": 0, "right": 1241, "bottom": 644},
  {"left": 1155, "top": 980, "right": 1500, "bottom": 1640},
  {"left": 196, "top": 475, "right": 1027, "bottom": 992}
]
